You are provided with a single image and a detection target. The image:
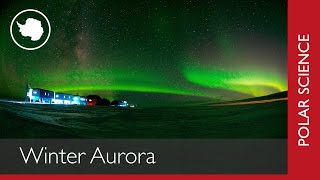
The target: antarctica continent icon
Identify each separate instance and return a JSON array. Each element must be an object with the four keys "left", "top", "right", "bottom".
[{"left": 17, "top": 18, "right": 44, "bottom": 41}]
